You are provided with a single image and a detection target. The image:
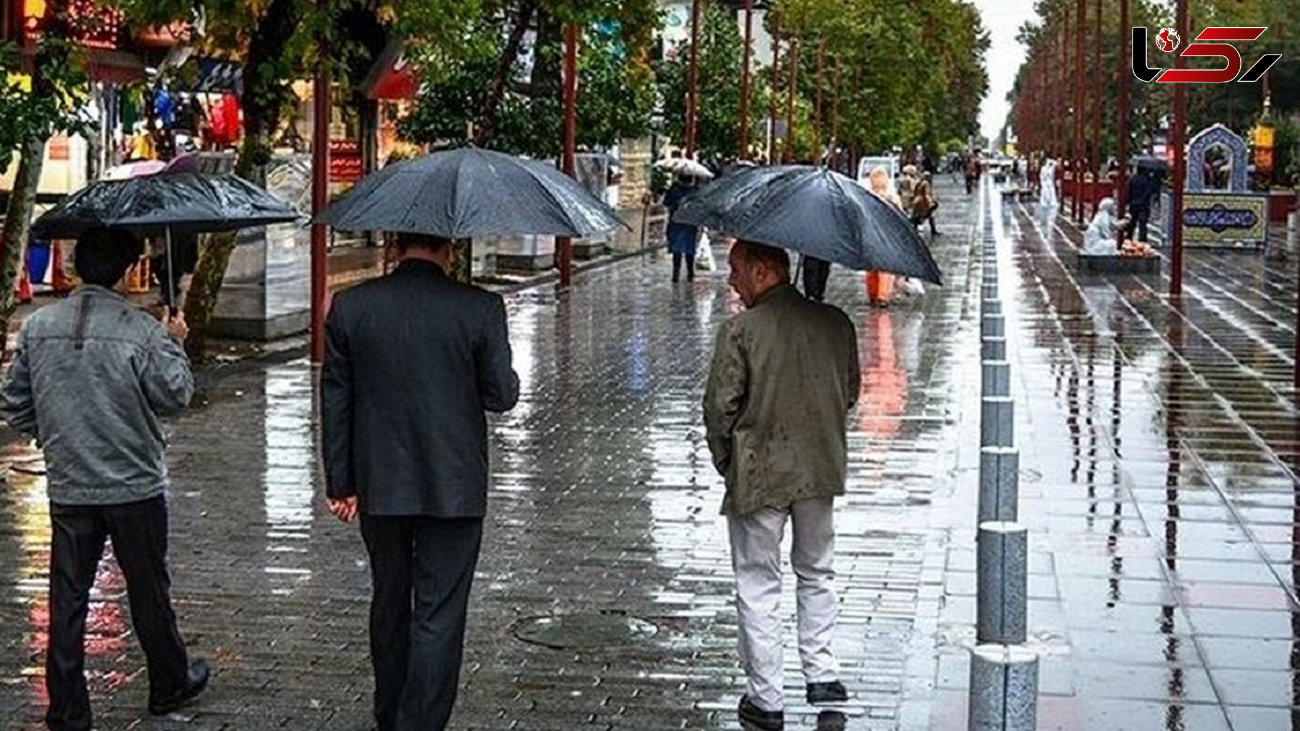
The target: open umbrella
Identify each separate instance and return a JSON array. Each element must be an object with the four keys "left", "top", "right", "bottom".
[
  {"left": 673, "top": 165, "right": 942, "bottom": 284},
  {"left": 32, "top": 171, "right": 300, "bottom": 311},
  {"left": 317, "top": 146, "right": 624, "bottom": 238},
  {"left": 1132, "top": 155, "right": 1171, "bottom": 175},
  {"left": 654, "top": 157, "right": 715, "bottom": 179}
]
